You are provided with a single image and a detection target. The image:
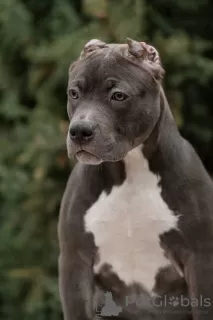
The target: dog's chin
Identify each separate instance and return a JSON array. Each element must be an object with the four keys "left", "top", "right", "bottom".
[{"left": 75, "top": 151, "right": 102, "bottom": 165}]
